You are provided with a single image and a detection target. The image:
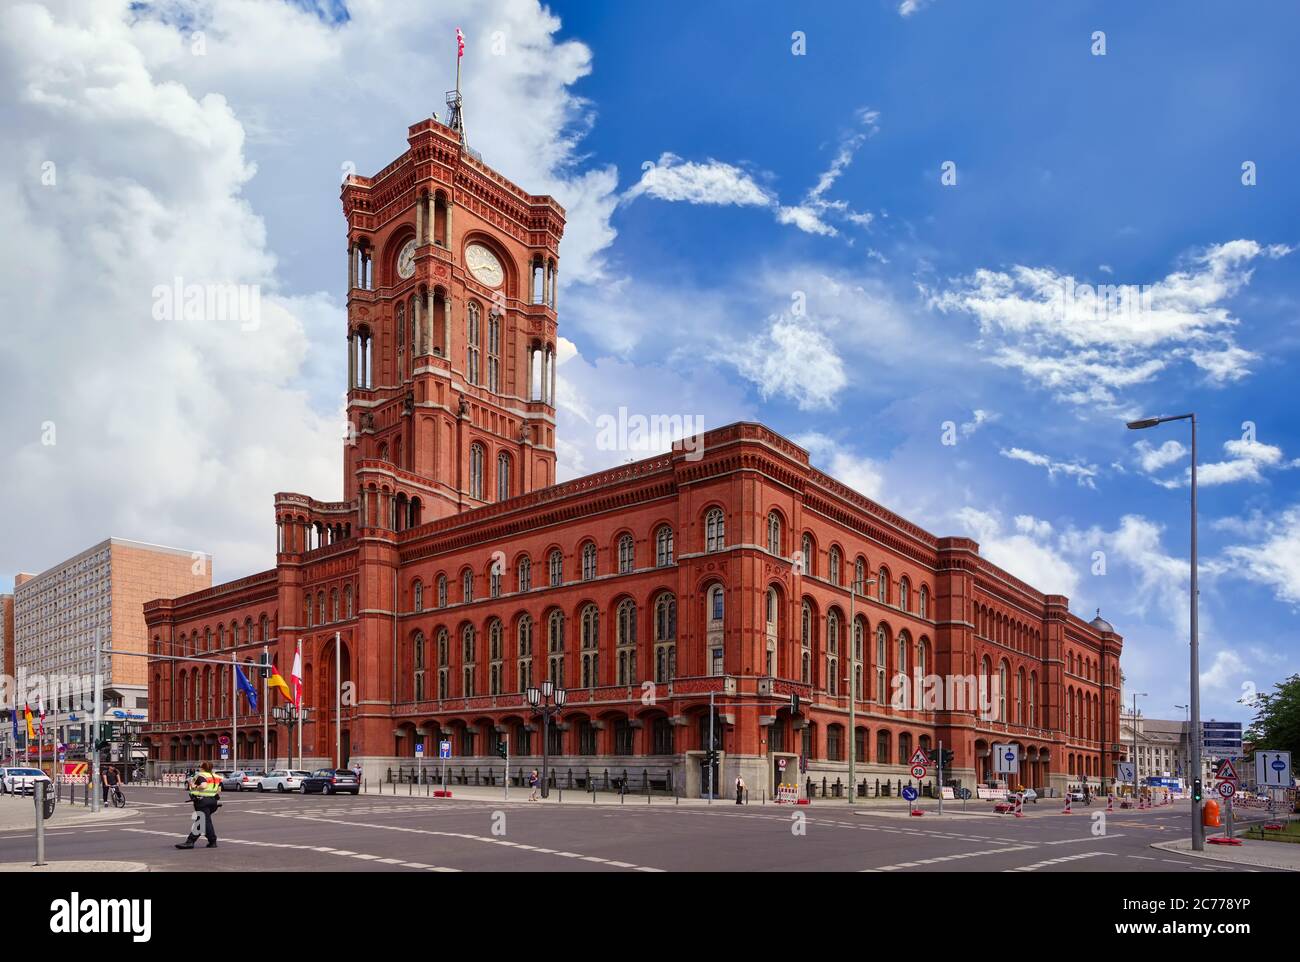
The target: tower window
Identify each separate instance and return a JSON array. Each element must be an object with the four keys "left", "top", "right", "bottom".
[
  {"left": 469, "top": 443, "right": 485, "bottom": 500},
  {"left": 487, "top": 311, "right": 500, "bottom": 392},
  {"left": 496, "top": 452, "right": 511, "bottom": 501},
  {"left": 467, "top": 302, "right": 482, "bottom": 385}
]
